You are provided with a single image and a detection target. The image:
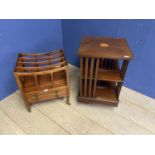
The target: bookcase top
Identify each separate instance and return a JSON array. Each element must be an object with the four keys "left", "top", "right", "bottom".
[{"left": 78, "top": 36, "right": 133, "bottom": 59}]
